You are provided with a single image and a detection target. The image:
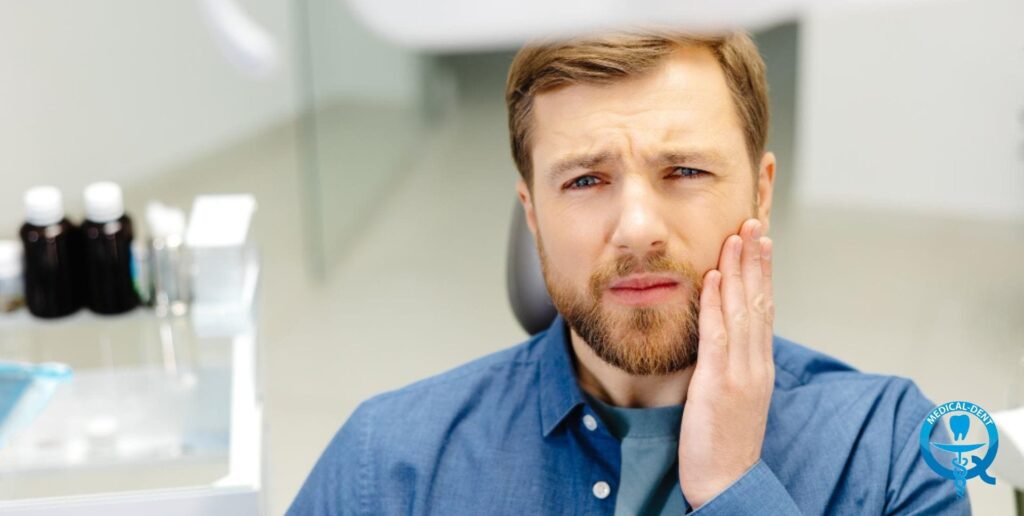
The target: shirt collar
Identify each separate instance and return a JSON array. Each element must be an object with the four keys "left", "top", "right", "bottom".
[{"left": 538, "top": 312, "right": 587, "bottom": 437}]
